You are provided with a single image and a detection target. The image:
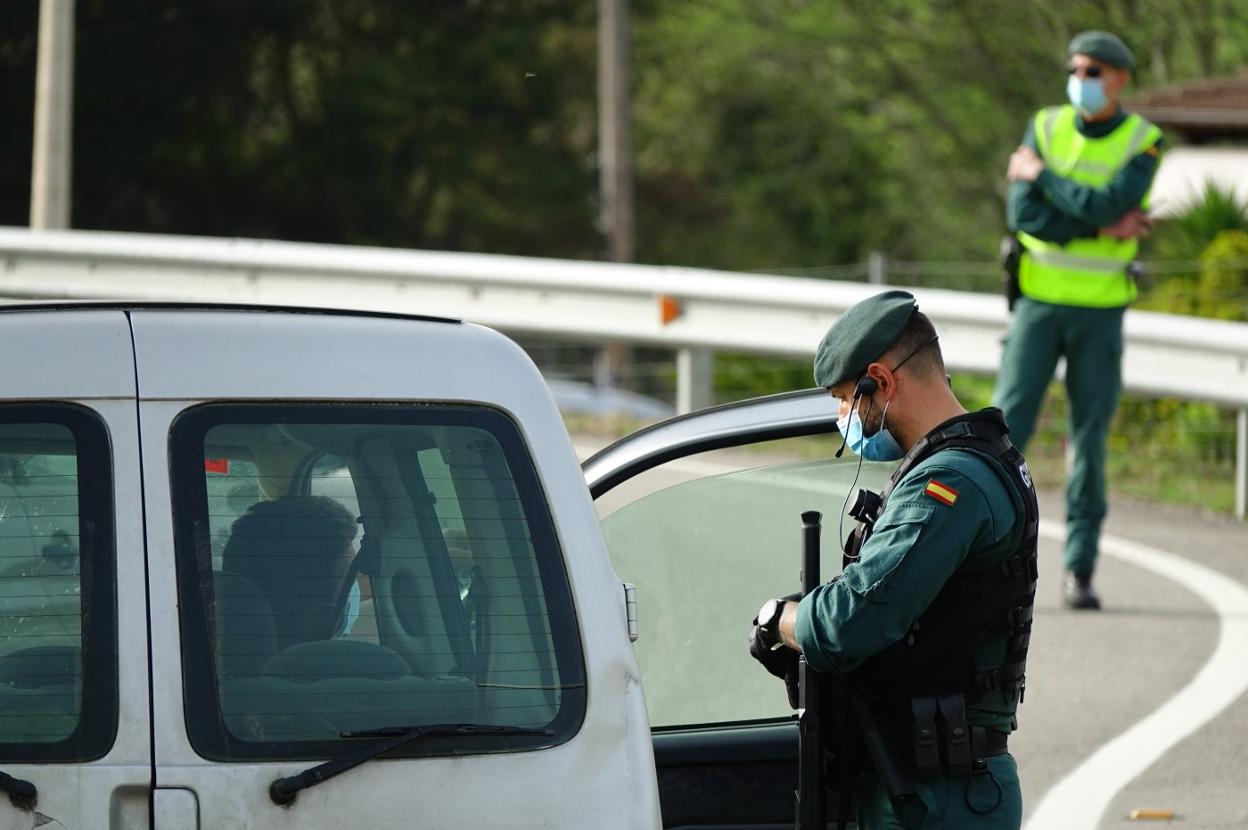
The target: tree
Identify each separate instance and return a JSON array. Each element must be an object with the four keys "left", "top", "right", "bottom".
[{"left": 5, "top": 0, "right": 602, "bottom": 257}]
